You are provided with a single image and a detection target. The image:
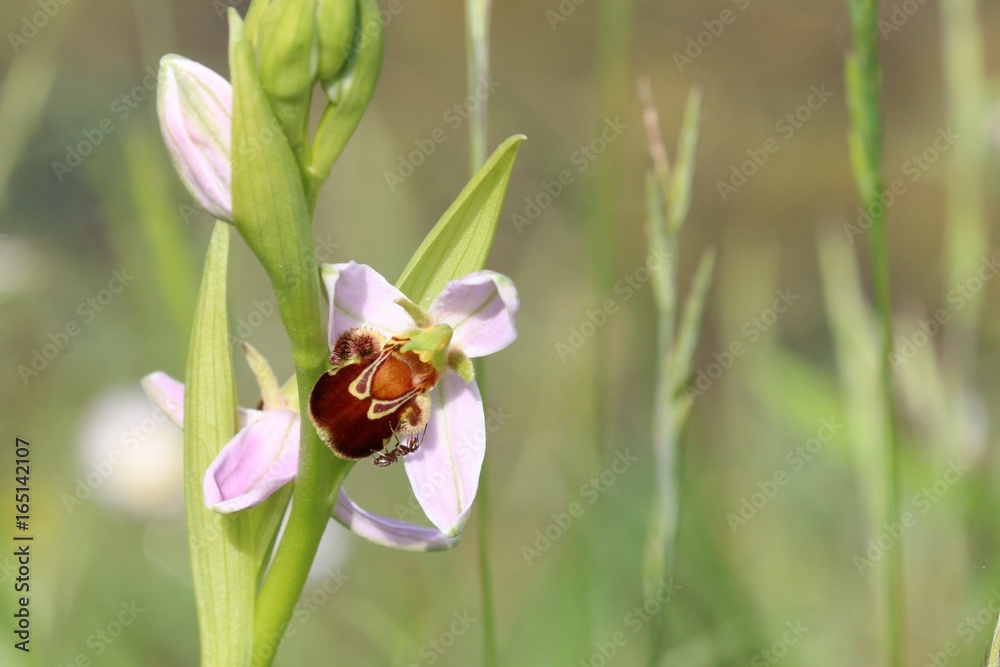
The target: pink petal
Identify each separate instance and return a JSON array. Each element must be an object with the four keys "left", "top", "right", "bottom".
[
  {"left": 204, "top": 410, "right": 300, "bottom": 513},
  {"left": 321, "top": 262, "right": 416, "bottom": 346},
  {"left": 141, "top": 371, "right": 186, "bottom": 427},
  {"left": 157, "top": 54, "right": 233, "bottom": 221},
  {"left": 403, "top": 372, "right": 485, "bottom": 536},
  {"left": 332, "top": 489, "right": 459, "bottom": 551},
  {"left": 428, "top": 271, "right": 519, "bottom": 358}
]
